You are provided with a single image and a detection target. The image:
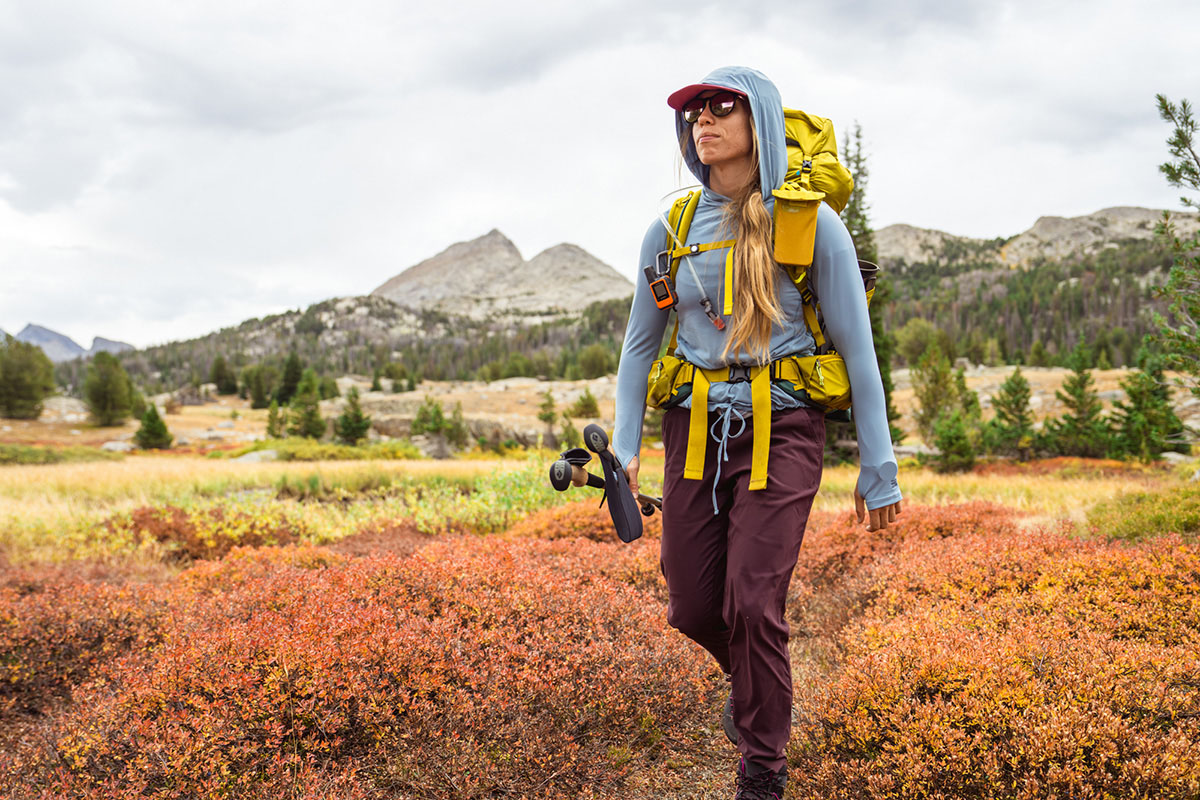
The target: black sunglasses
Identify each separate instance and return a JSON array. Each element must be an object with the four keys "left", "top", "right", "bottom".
[{"left": 681, "top": 91, "right": 741, "bottom": 124}]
